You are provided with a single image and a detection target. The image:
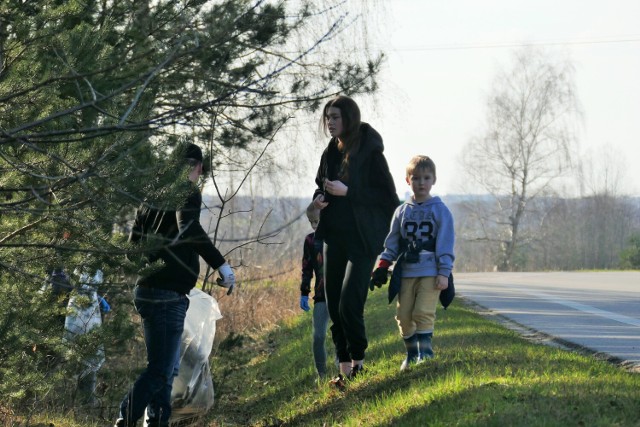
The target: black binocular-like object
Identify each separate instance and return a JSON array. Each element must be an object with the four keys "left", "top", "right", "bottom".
[
  {"left": 405, "top": 240, "right": 422, "bottom": 263},
  {"left": 404, "top": 239, "right": 436, "bottom": 264}
]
